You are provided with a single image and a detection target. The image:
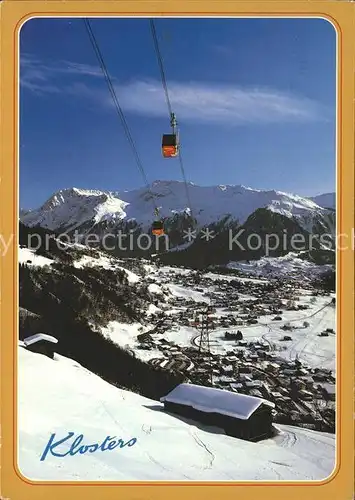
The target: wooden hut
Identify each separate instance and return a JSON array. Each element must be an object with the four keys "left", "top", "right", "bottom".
[
  {"left": 160, "top": 383, "right": 275, "bottom": 442},
  {"left": 23, "top": 333, "right": 58, "bottom": 359}
]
